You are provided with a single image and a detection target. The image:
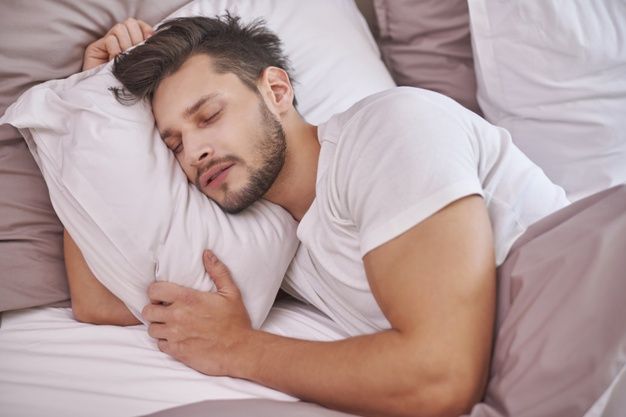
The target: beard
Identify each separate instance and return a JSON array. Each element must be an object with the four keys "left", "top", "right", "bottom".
[{"left": 213, "top": 99, "right": 286, "bottom": 214}]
